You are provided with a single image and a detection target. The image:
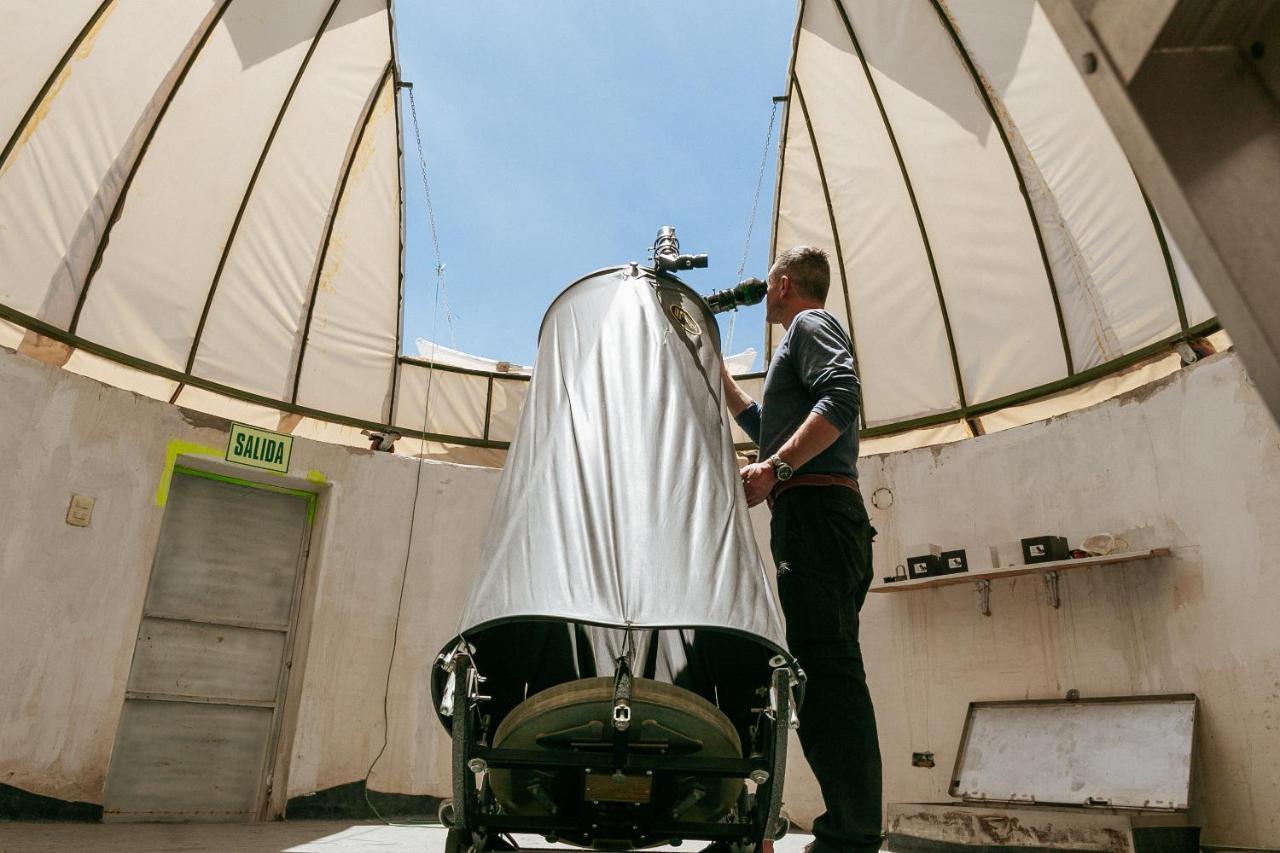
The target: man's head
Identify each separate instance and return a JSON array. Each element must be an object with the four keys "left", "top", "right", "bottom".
[{"left": 765, "top": 246, "right": 830, "bottom": 325}]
